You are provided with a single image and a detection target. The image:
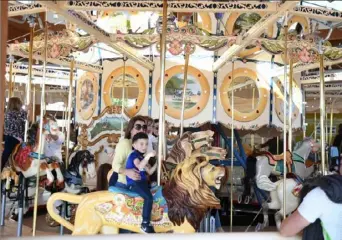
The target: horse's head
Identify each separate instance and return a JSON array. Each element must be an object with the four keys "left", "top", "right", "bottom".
[{"left": 69, "top": 150, "right": 96, "bottom": 179}]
